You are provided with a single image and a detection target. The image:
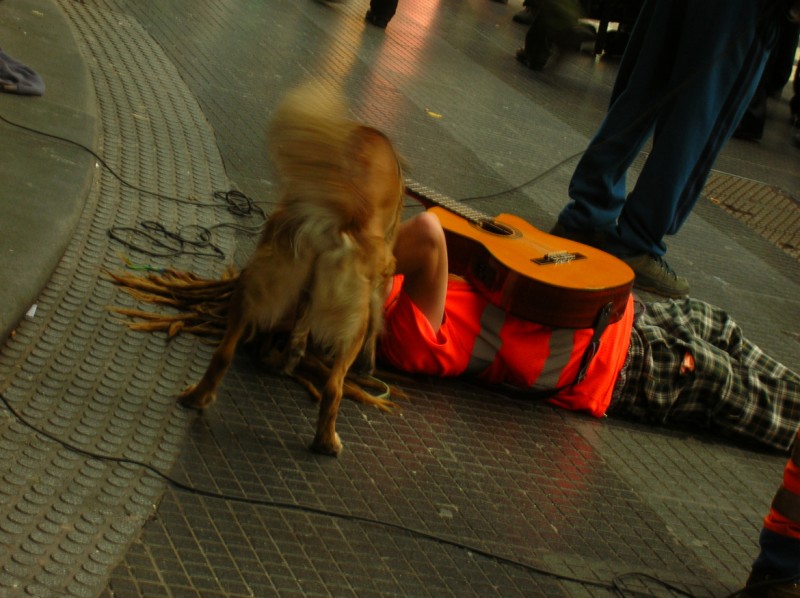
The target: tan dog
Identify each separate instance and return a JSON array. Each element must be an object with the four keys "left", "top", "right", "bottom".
[{"left": 179, "top": 83, "right": 405, "bottom": 456}]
